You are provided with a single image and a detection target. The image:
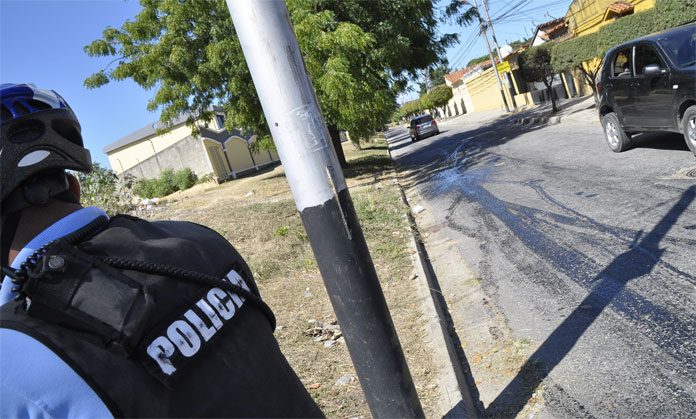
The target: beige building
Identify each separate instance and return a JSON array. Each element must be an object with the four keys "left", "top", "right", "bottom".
[{"left": 103, "top": 109, "right": 280, "bottom": 182}]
